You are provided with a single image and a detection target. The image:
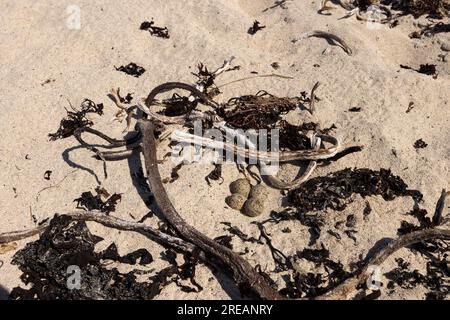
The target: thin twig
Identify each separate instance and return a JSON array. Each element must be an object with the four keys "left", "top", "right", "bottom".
[
  {"left": 0, "top": 210, "right": 194, "bottom": 253},
  {"left": 293, "top": 30, "right": 353, "bottom": 56}
]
